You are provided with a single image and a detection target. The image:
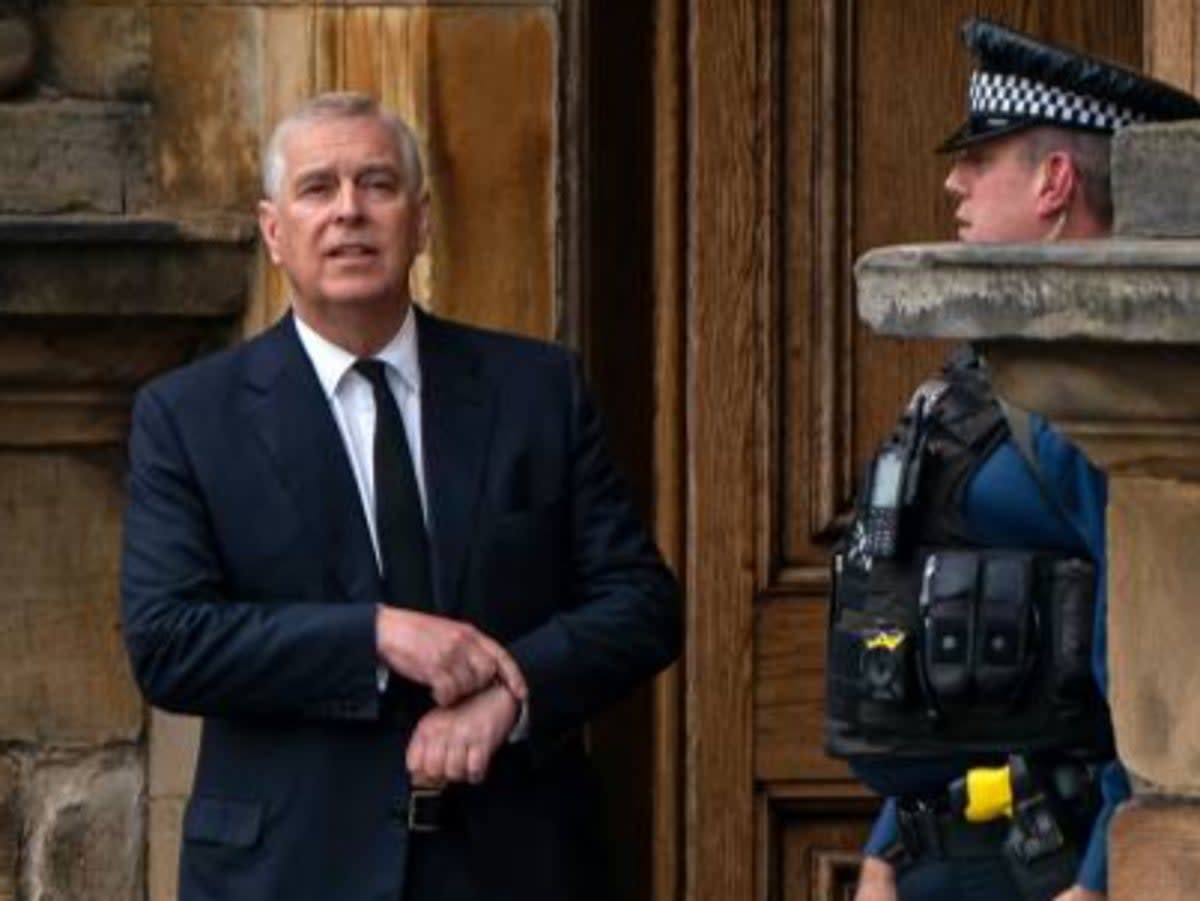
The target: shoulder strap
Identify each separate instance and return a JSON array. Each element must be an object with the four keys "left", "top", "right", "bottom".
[{"left": 994, "top": 394, "right": 1091, "bottom": 548}]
